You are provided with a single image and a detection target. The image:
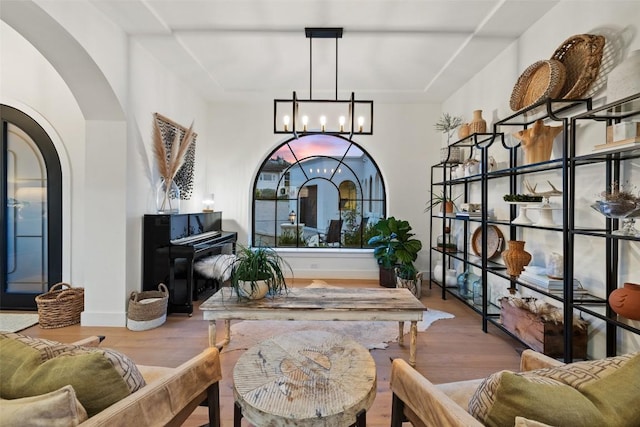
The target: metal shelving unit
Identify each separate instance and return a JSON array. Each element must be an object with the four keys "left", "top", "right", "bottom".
[{"left": 429, "top": 95, "right": 640, "bottom": 361}]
